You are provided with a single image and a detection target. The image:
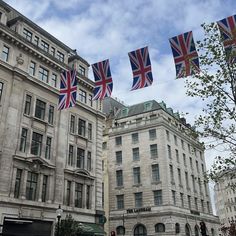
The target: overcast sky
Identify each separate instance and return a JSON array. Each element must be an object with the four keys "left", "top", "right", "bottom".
[{"left": 4, "top": 0, "right": 236, "bottom": 212}]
